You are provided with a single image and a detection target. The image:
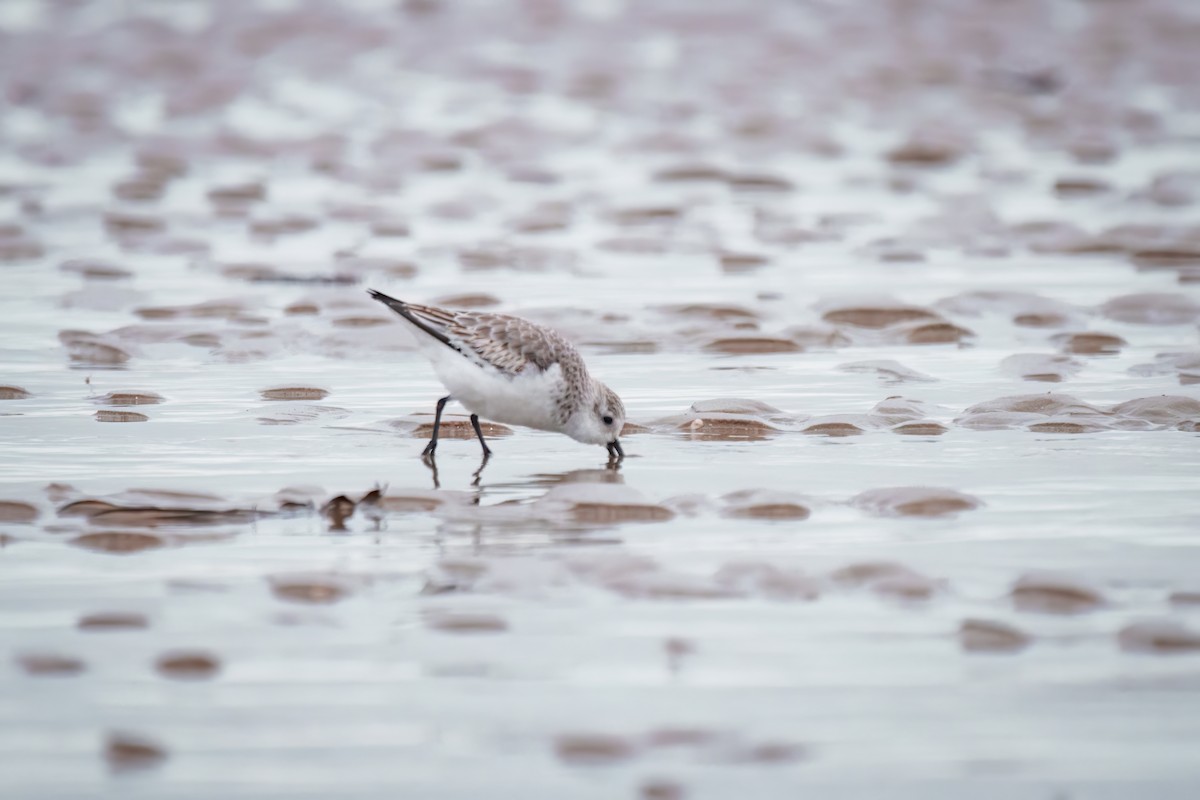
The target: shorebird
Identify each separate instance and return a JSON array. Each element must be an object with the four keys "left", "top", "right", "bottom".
[{"left": 368, "top": 290, "right": 626, "bottom": 461}]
